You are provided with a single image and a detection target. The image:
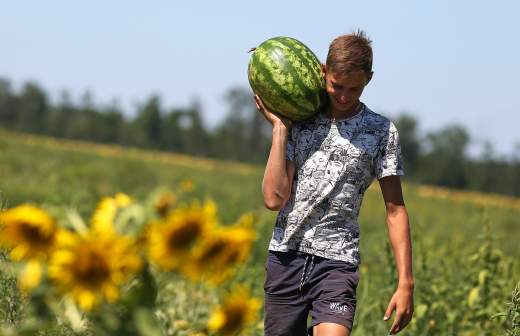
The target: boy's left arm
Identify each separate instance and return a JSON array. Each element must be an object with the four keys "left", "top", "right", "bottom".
[{"left": 379, "top": 175, "right": 414, "bottom": 335}]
